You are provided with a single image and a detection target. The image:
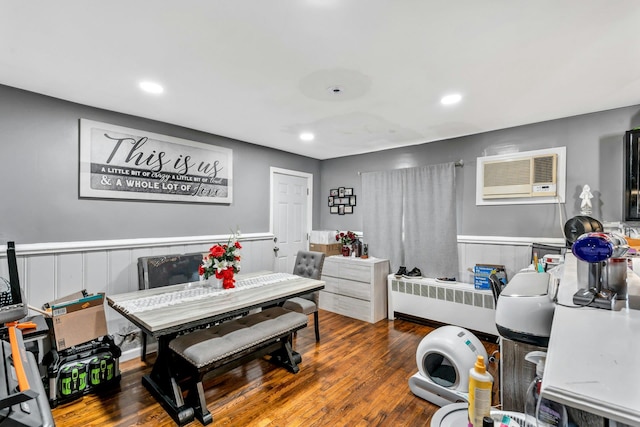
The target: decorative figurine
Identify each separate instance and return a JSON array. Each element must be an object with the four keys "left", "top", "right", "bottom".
[{"left": 580, "top": 184, "right": 593, "bottom": 215}]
